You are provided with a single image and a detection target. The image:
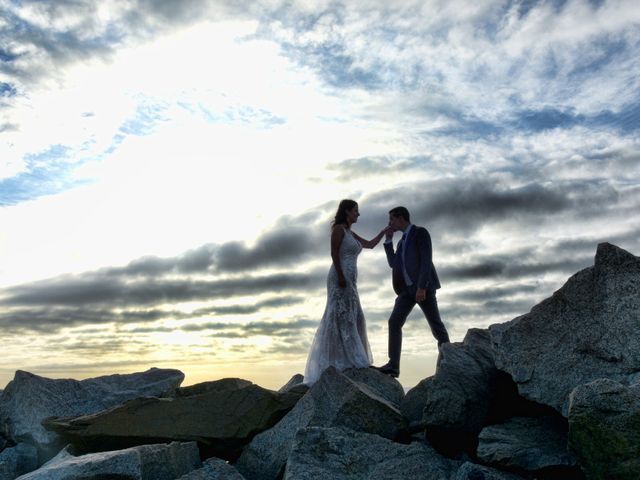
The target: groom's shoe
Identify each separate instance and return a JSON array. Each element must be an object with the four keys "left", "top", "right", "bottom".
[{"left": 373, "top": 363, "right": 400, "bottom": 378}]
